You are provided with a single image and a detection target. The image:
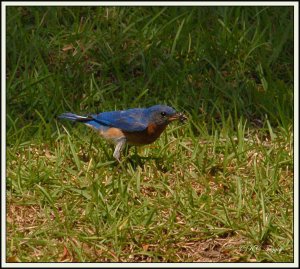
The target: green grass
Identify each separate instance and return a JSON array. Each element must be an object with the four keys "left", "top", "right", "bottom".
[{"left": 6, "top": 6, "right": 294, "bottom": 262}]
